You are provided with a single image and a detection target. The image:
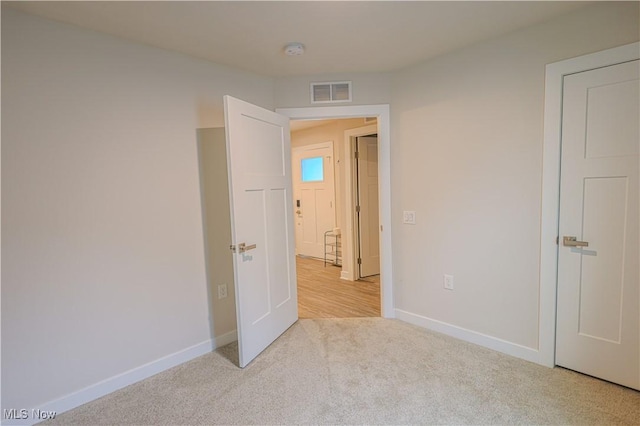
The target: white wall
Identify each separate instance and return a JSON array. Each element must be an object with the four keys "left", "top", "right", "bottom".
[
  {"left": 390, "top": 1, "right": 639, "bottom": 353},
  {"left": 197, "top": 128, "right": 237, "bottom": 341},
  {"left": 1, "top": 8, "right": 273, "bottom": 414}
]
